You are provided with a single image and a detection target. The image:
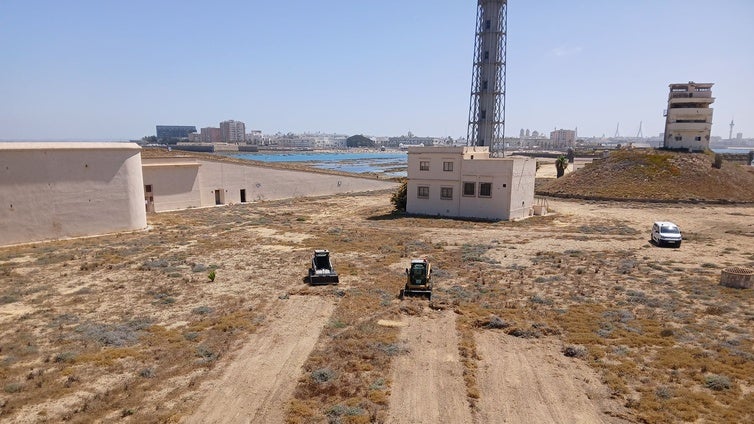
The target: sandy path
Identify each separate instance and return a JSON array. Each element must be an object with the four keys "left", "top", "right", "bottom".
[
  {"left": 475, "top": 333, "right": 627, "bottom": 424},
  {"left": 387, "top": 310, "right": 472, "bottom": 424},
  {"left": 185, "top": 295, "right": 336, "bottom": 424}
]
